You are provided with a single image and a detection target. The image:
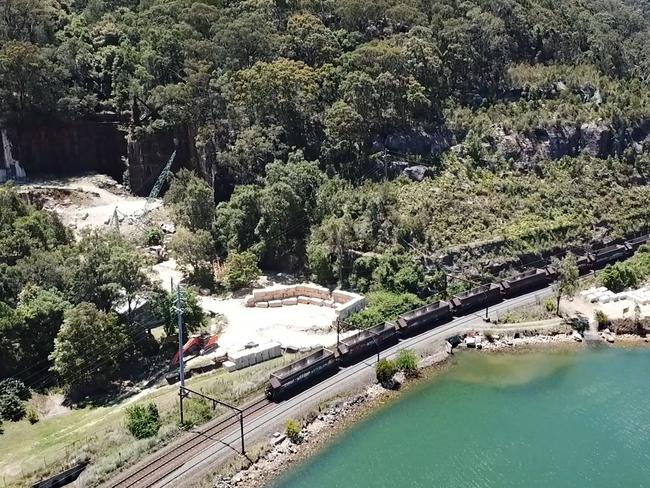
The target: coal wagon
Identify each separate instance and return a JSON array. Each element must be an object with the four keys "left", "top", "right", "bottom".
[
  {"left": 588, "top": 244, "right": 631, "bottom": 268},
  {"left": 397, "top": 301, "right": 452, "bottom": 336},
  {"left": 625, "top": 233, "right": 650, "bottom": 251},
  {"left": 266, "top": 348, "right": 337, "bottom": 400},
  {"left": 337, "top": 322, "right": 398, "bottom": 364},
  {"left": 451, "top": 283, "right": 501, "bottom": 315},
  {"left": 500, "top": 268, "right": 550, "bottom": 297}
]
